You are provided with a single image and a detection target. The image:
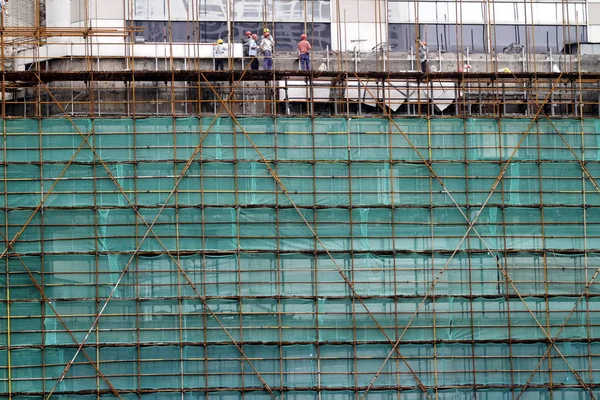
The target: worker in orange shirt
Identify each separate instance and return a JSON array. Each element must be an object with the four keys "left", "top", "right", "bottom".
[{"left": 298, "top": 34, "right": 311, "bottom": 71}]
